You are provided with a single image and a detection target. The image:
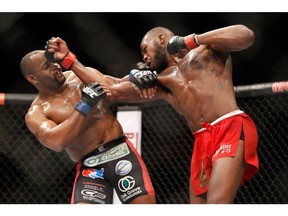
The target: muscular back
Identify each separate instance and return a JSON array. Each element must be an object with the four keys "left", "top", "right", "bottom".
[
  {"left": 25, "top": 72, "right": 124, "bottom": 162},
  {"left": 157, "top": 45, "right": 238, "bottom": 132}
]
